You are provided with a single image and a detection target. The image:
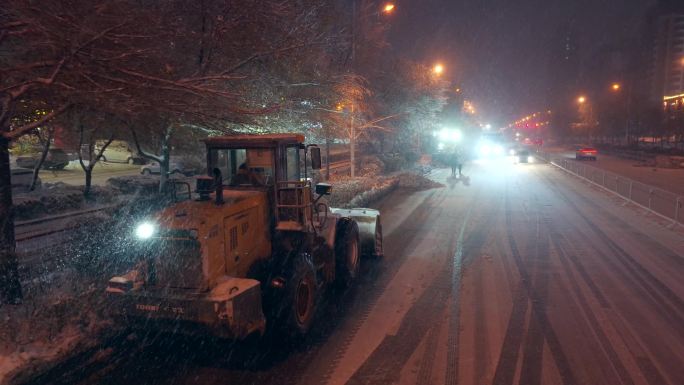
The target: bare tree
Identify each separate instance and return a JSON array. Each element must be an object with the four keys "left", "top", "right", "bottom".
[
  {"left": 29, "top": 126, "right": 55, "bottom": 191},
  {"left": 71, "top": 110, "right": 116, "bottom": 197},
  {"left": 0, "top": 0, "right": 369, "bottom": 302}
]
